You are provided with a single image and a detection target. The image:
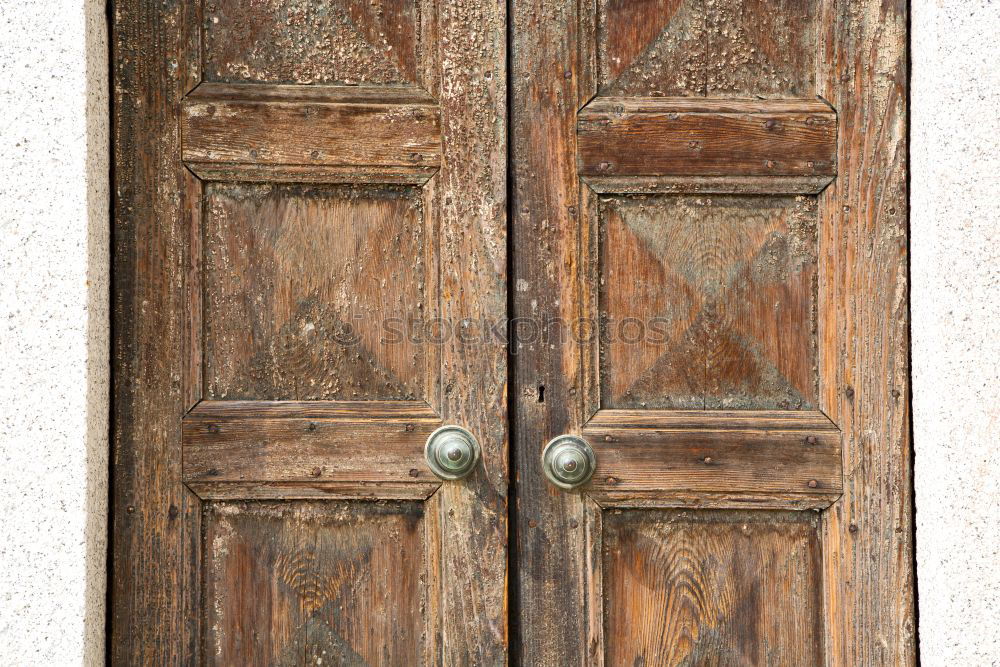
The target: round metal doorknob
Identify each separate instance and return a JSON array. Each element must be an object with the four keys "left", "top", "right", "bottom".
[
  {"left": 542, "top": 435, "right": 596, "bottom": 489},
  {"left": 425, "top": 425, "right": 481, "bottom": 480}
]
